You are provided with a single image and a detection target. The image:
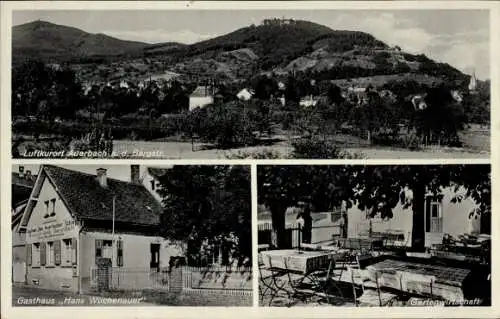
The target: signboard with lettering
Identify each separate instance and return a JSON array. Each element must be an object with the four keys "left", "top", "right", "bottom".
[{"left": 26, "top": 219, "right": 79, "bottom": 242}]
